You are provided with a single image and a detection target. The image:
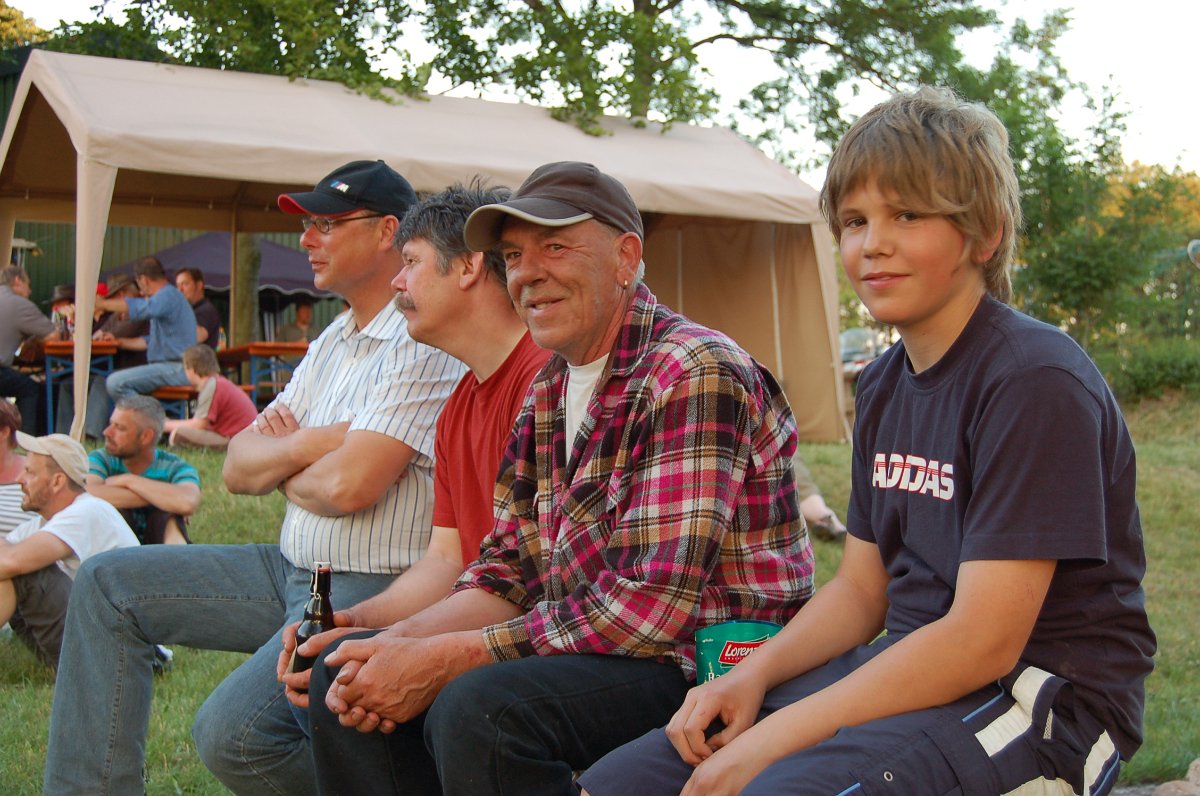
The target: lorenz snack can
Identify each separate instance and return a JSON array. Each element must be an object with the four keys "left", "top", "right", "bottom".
[{"left": 695, "top": 620, "right": 782, "bottom": 683}]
